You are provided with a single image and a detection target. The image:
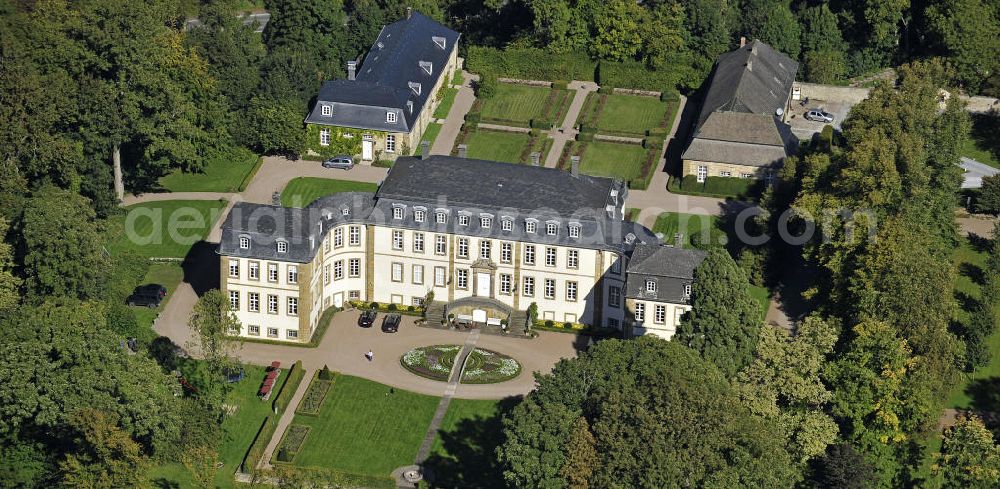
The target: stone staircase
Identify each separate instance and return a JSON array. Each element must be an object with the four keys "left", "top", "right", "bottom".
[
  {"left": 417, "top": 297, "right": 530, "bottom": 337},
  {"left": 424, "top": 301, "right": 447, "bottom": 327}
]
